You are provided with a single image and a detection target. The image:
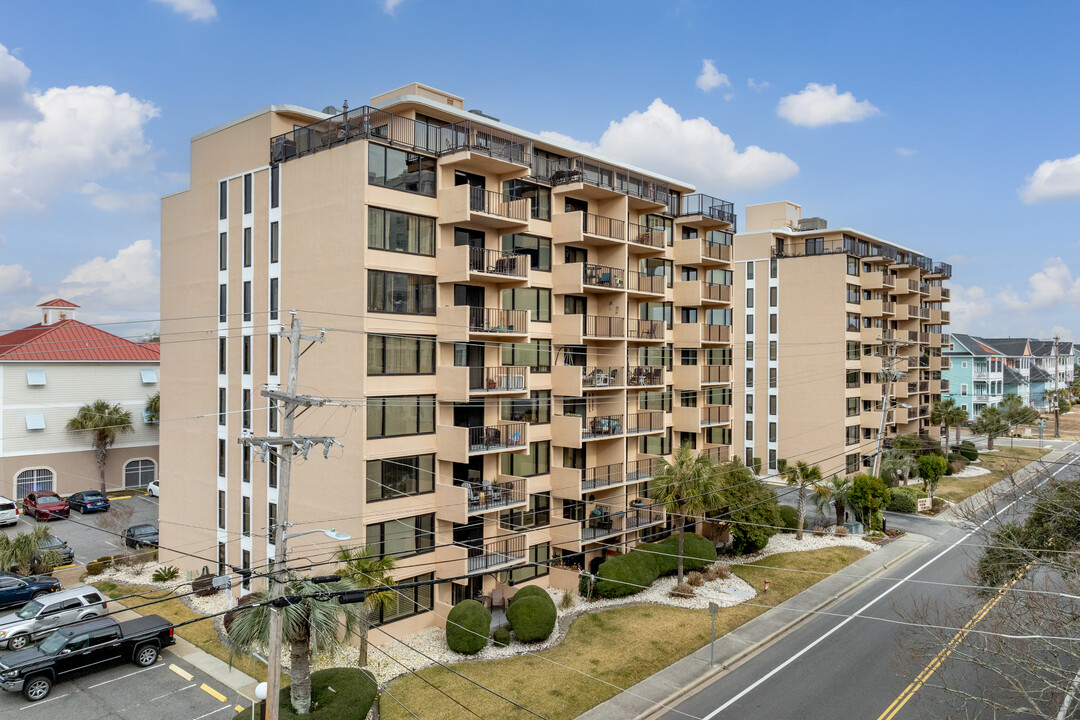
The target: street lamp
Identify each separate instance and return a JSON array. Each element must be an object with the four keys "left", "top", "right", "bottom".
[{"left": 282, "top": 528, "right": 350, "bottom": 542}]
